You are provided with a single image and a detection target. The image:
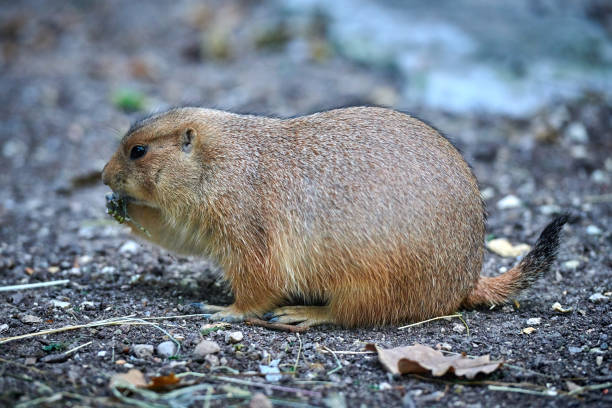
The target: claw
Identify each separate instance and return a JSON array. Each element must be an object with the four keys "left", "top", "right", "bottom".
[{"left": 262, "top": 312, "right": 277, "bottom": 320}]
